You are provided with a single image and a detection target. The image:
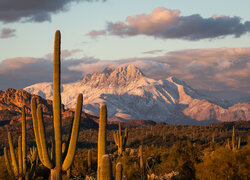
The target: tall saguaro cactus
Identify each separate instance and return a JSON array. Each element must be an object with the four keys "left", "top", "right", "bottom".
[
  {"left": 113, "top": 122, "right": 128, "bottom": 156},
  {"left": 97, "top": 104, "right": 107, "bottom": 180},
  {"left": 31, "top": 30, "right": 83, "bottom": 180},
  {"left": 4, "top": 106, "right": 37, "bottom": 180}
]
